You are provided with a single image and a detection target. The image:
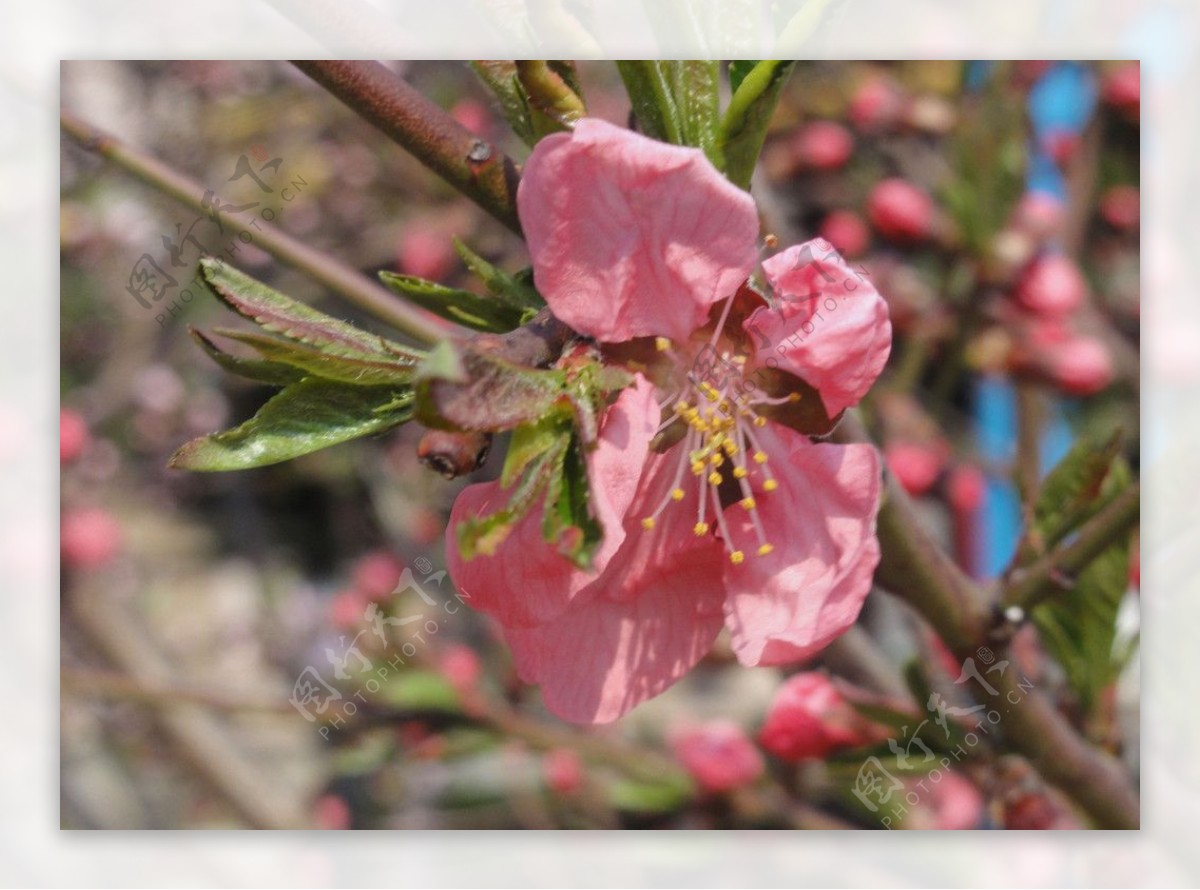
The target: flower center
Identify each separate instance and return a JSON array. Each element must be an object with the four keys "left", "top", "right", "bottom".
[{"left": 639, "top": 294, "right": 798, "bottom": 565}]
